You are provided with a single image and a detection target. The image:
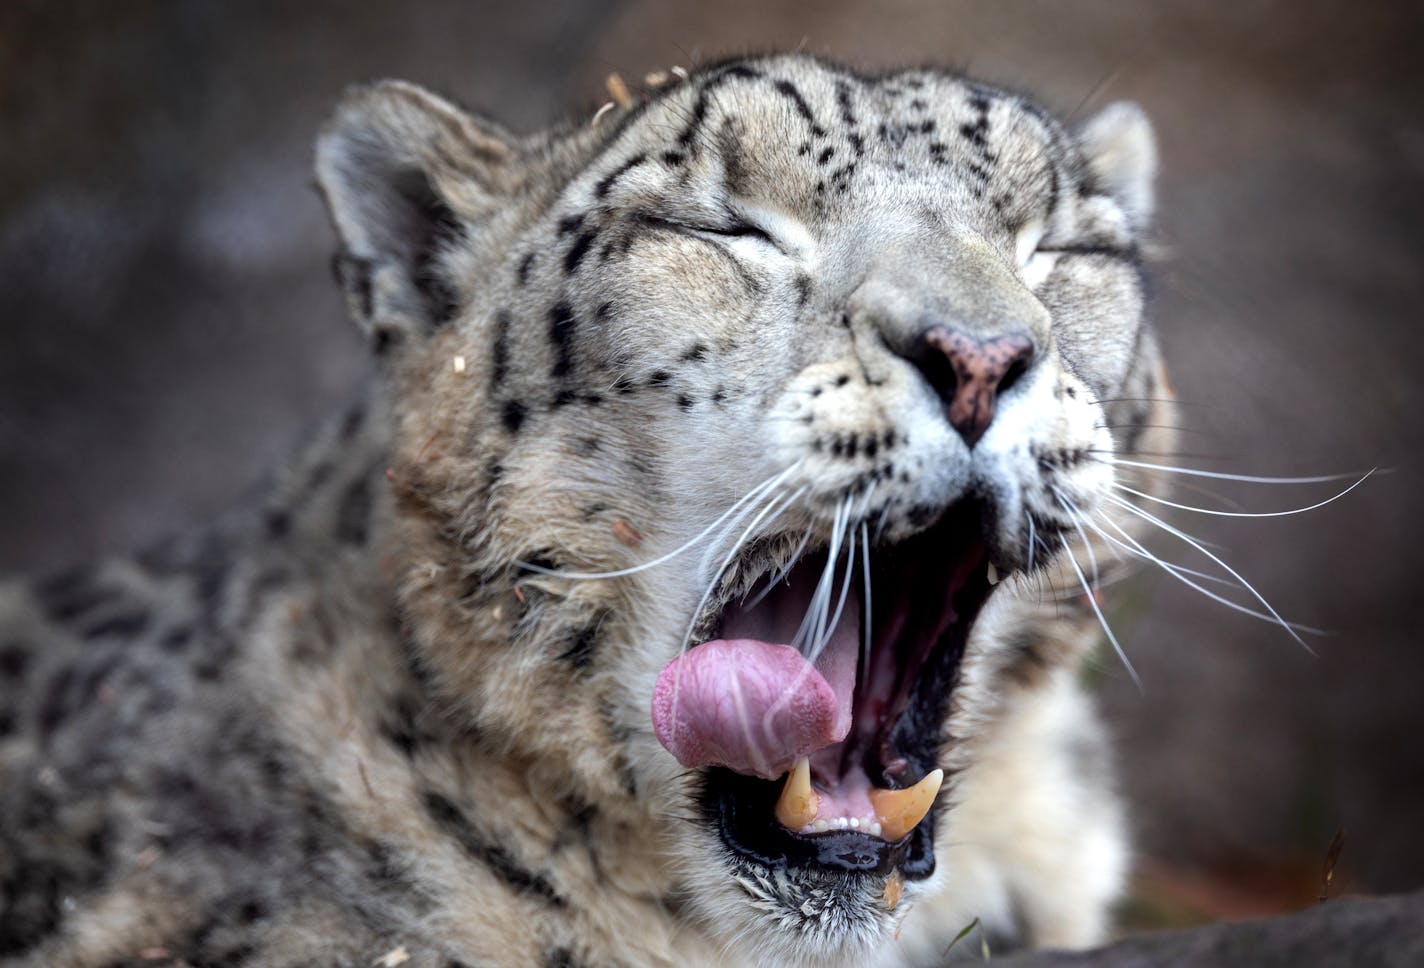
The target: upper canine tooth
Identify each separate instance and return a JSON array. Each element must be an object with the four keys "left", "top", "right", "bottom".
[
  {"left": 774, "top": 757, "right": 819, "bottom": 831},
  {"left": 868, "top": 768, "right": 944, "bottom": 841}
]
